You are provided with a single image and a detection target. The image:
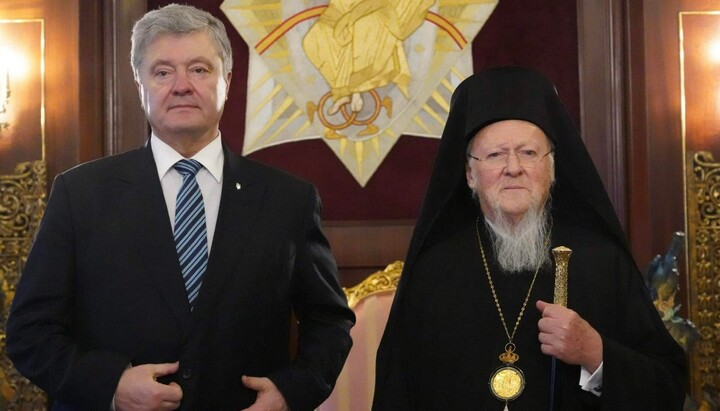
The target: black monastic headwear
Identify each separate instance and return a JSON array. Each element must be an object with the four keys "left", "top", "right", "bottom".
[{"left": 406, "top": 66, "right": 627, "bottom": 272}]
